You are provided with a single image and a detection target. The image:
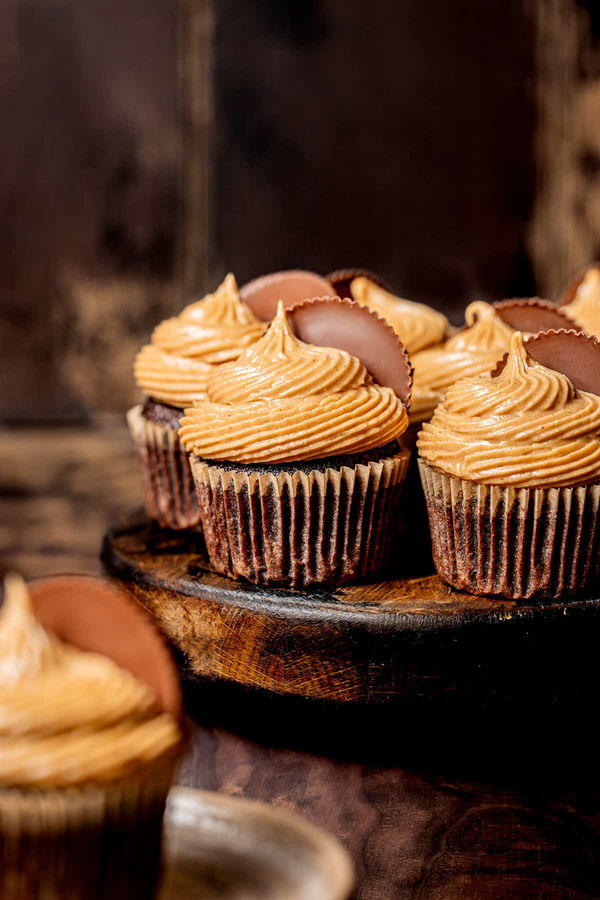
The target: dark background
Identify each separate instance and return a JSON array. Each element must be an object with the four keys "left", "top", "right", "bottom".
[{"left": 1, "top": 0, "right": 599, "bottom": 421}]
